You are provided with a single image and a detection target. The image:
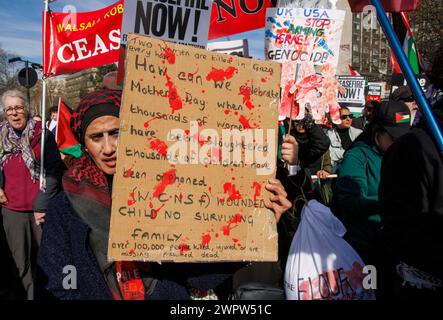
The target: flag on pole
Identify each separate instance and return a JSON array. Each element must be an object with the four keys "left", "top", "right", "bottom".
[
  {"left": 348, "top": 64, "right": 361, "bottom": 76},
  {"left": 391, "top": 12, "right": 422, "bottom": 75},
  {"left": 43, "top": 0, "right": 123, "bottom": 78},
  {"left": 56, "top": 98, "right": 82, "bottom": 158},
  {"left": 400, "top": 12, "right": 420, "bottom": 75}
]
